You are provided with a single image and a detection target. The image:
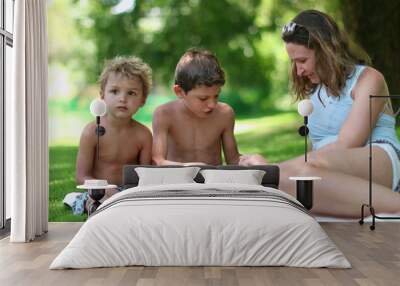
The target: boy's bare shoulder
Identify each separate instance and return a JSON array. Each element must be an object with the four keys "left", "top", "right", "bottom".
[
  {"left": 216, "top": 102, "right": 234, "bottom": 118},
  {"left": 80, "top": 122, "right": 97, "bottom": 142},
  {"left": 132, "top": 120, "right": 151, "bottom": 135},
  {"left": 153, "top": 100, "right": 179, "bottom": 118},
  {"left": 130, "top": 120, "right": 152, "bottom": 142}
]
